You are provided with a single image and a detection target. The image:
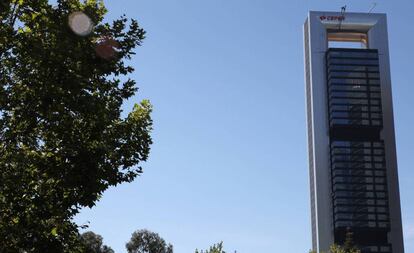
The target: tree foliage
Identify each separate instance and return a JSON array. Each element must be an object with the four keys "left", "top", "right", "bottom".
[
  {"left": 0, "top": 0, "right": 152, "bottom": 251},
  {"left": 309, "top": 243, "right": 361, "bottom": 253},
  {"left": 195, "top": 242, "right": 226, "bottom": 253},
  {"left": 80, "top": 231, "right": 114, "bottom": 253},
  {"left": 126, "top": 229, "right": 173, "bottom": 253},
  {"left": 343, "top": 229, "right": 358, "bottom": 252},
  {"left": 309, "top": 230, "right": 360, "bottom": 253},
  {"left": 328, "top": 244, "right": 361, "bottom": 253}
]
